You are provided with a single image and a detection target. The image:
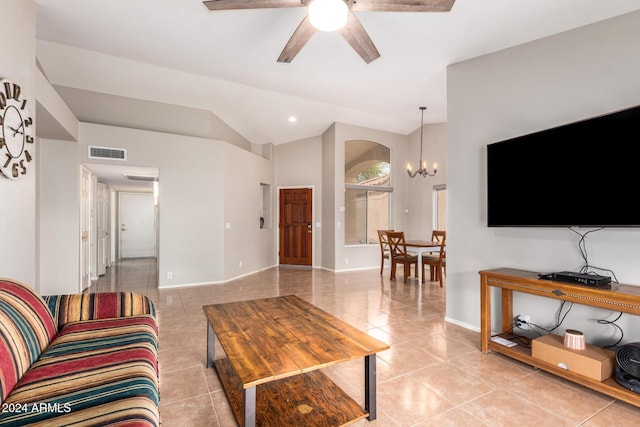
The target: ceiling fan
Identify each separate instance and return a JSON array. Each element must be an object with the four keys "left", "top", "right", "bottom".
[{"left": 202, "top": 0, "right": 456, "bottom": 63}]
